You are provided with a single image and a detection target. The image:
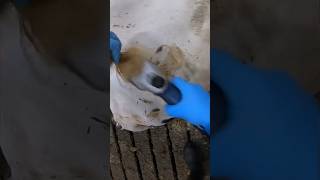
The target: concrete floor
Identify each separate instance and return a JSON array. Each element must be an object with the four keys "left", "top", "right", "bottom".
[{"left": 110, "top": 121, "right": 210, "bottom": 180}]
